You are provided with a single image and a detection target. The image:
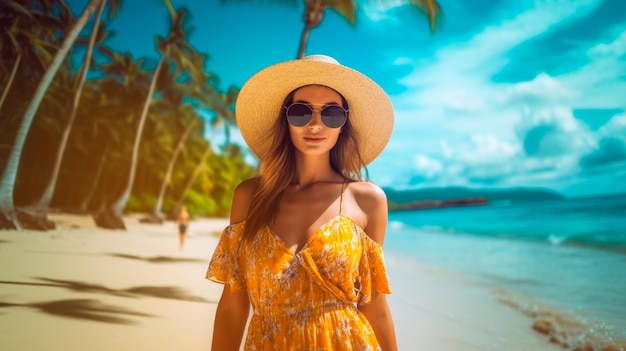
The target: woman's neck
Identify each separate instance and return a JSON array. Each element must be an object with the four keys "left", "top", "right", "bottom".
[{"left": 292, "top": 154, "right": 342, "bottom": 187}]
